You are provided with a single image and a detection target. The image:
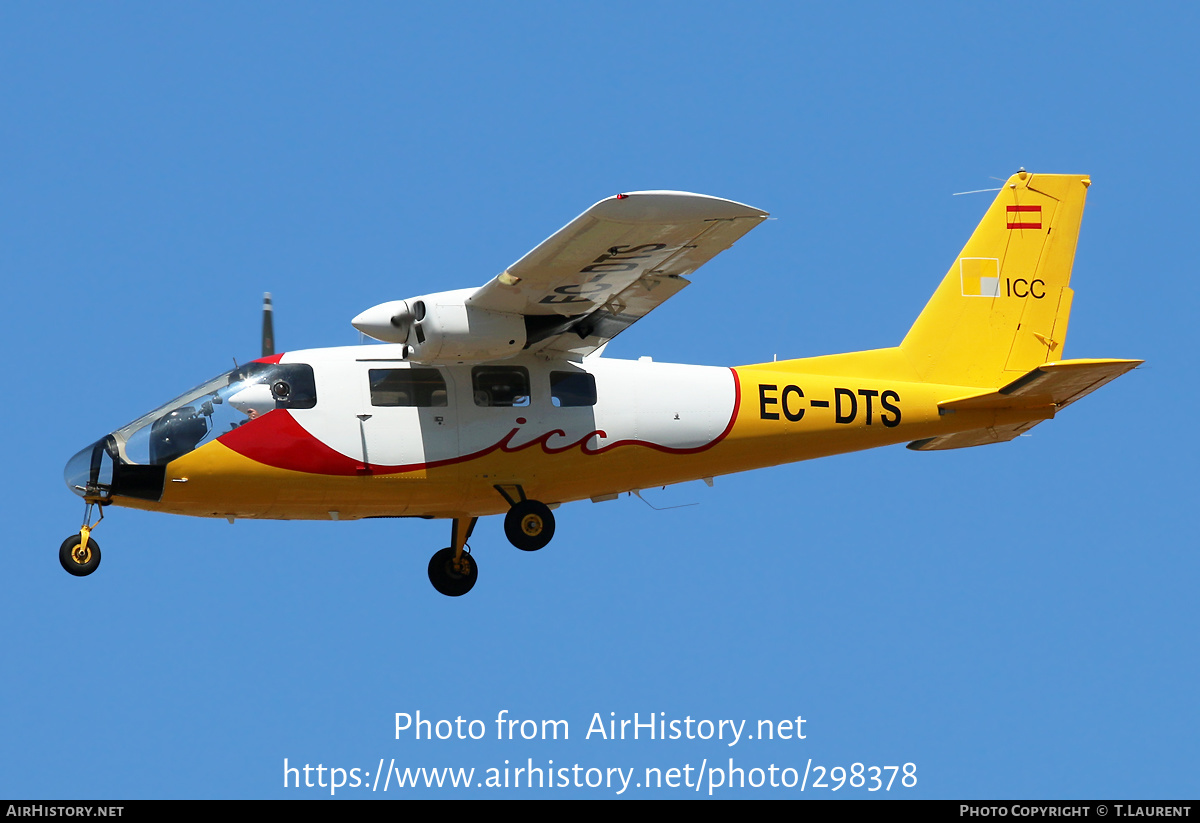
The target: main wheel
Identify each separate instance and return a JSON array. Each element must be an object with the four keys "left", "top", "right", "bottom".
[
  {"left": 504, "top": 499, "right": 555, "bottom": 552},
  {"left": 427, "top": 547, "right": 478, "bottom": 597},
  {"left": 60, "top": 534, "right": 101, "bottom": 577}
]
